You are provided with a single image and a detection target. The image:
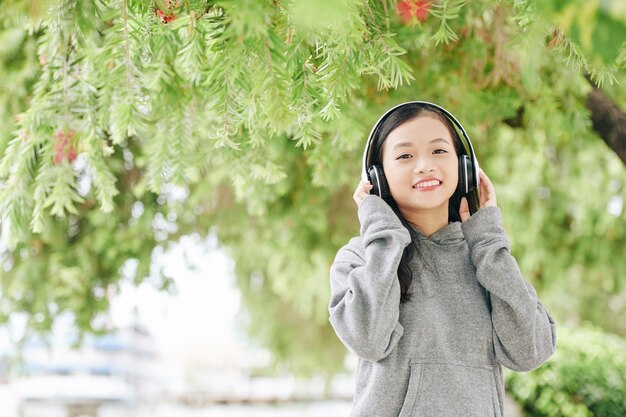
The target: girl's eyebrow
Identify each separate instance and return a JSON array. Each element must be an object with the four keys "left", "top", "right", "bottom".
[
  {"left": 392, "top": 137, "right": 451, "bottom": 150},
  {"left": 429, "top": 137, "right": 451, "bottom": 145}
]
